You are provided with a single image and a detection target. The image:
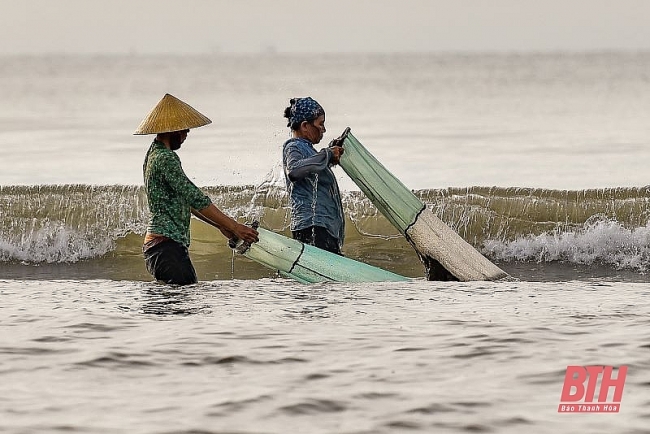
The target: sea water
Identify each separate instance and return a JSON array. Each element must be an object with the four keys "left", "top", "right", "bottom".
[{"left": 1, "top": 53, "right": 650, "bottom": 433}]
